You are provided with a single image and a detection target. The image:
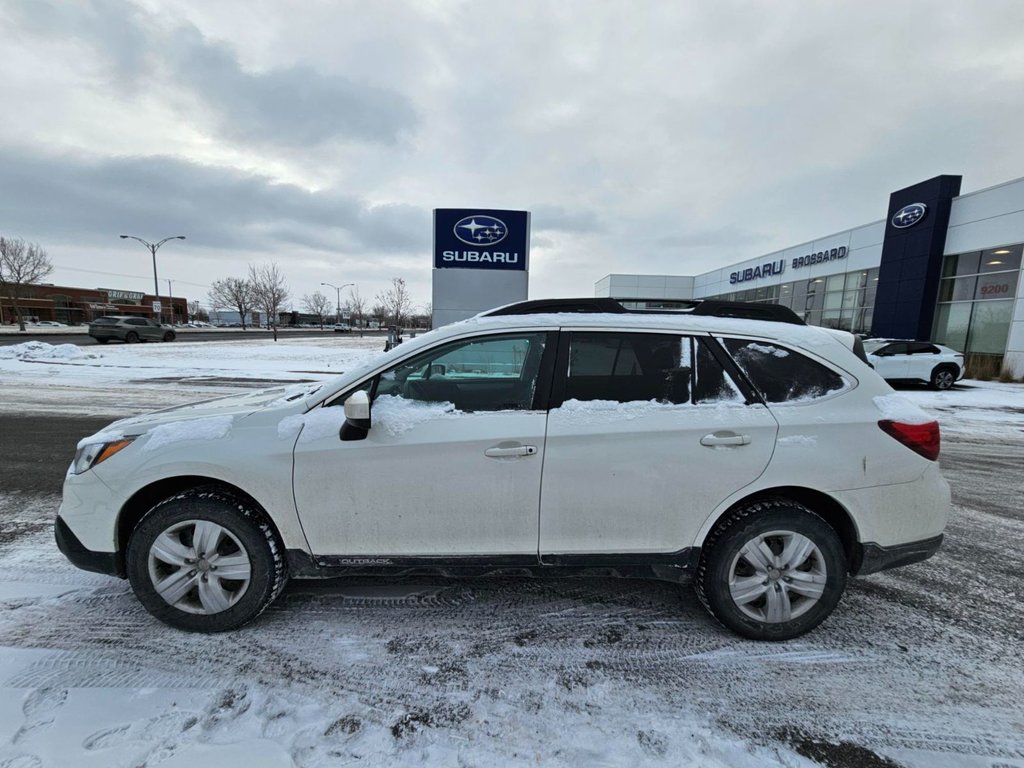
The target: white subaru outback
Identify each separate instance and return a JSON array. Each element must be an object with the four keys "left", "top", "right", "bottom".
[{"left": 57, "top": 299, "right": 950, "bottom": 640}]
